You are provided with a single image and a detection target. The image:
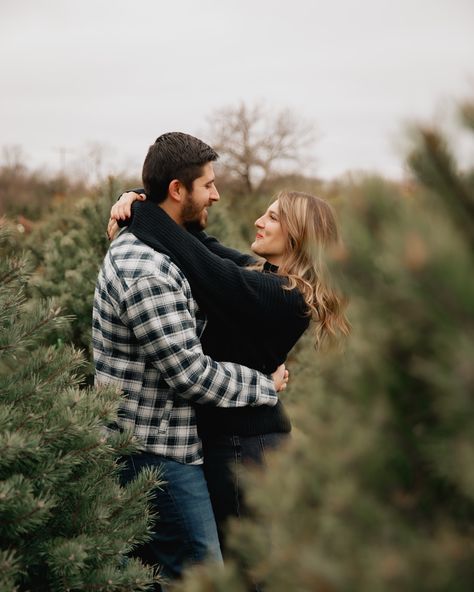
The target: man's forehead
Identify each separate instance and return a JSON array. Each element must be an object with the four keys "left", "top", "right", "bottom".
[
  {"left": 197, "top": 162, "right": 215, "bottom": 182},
  {"left": 201, "top": 162, "right": 215, "bottom": 176}
]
